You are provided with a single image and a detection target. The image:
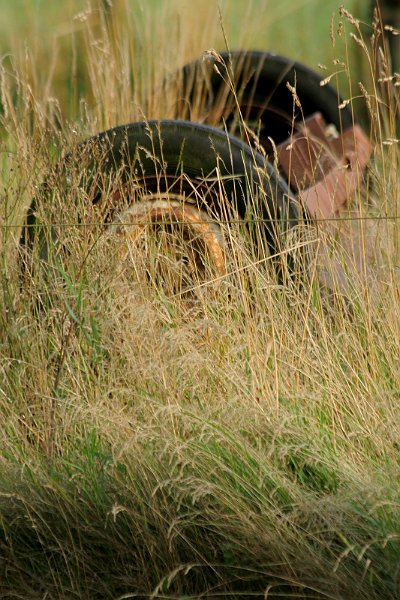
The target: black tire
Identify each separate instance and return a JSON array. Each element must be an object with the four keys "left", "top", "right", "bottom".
[
  {"left": 179, "top": 51, "right": 353, "bottom": 153},
  {"left": 371, "top": 0, "right": 400, "bottom": 75},
  {"left": 22, "top": 120, "right": 298, "bottom": 265}
]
